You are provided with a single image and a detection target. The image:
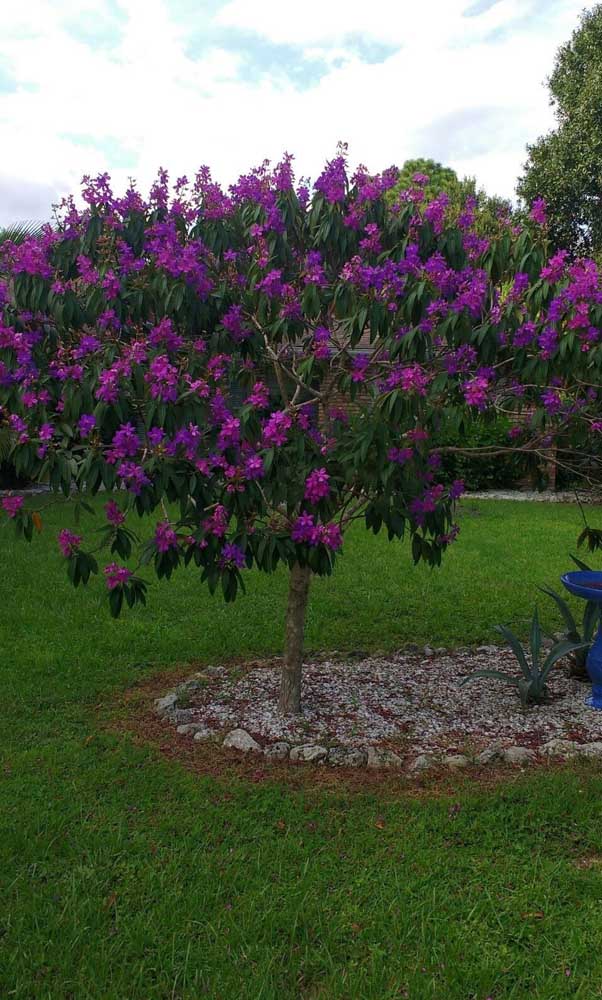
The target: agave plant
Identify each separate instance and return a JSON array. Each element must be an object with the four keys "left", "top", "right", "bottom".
[
  {"left": 538, "top": 556, "right": 600, "bottom": 679},
  {"left": 462, "top": 608, "right": 589, "bottom": 707}
]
